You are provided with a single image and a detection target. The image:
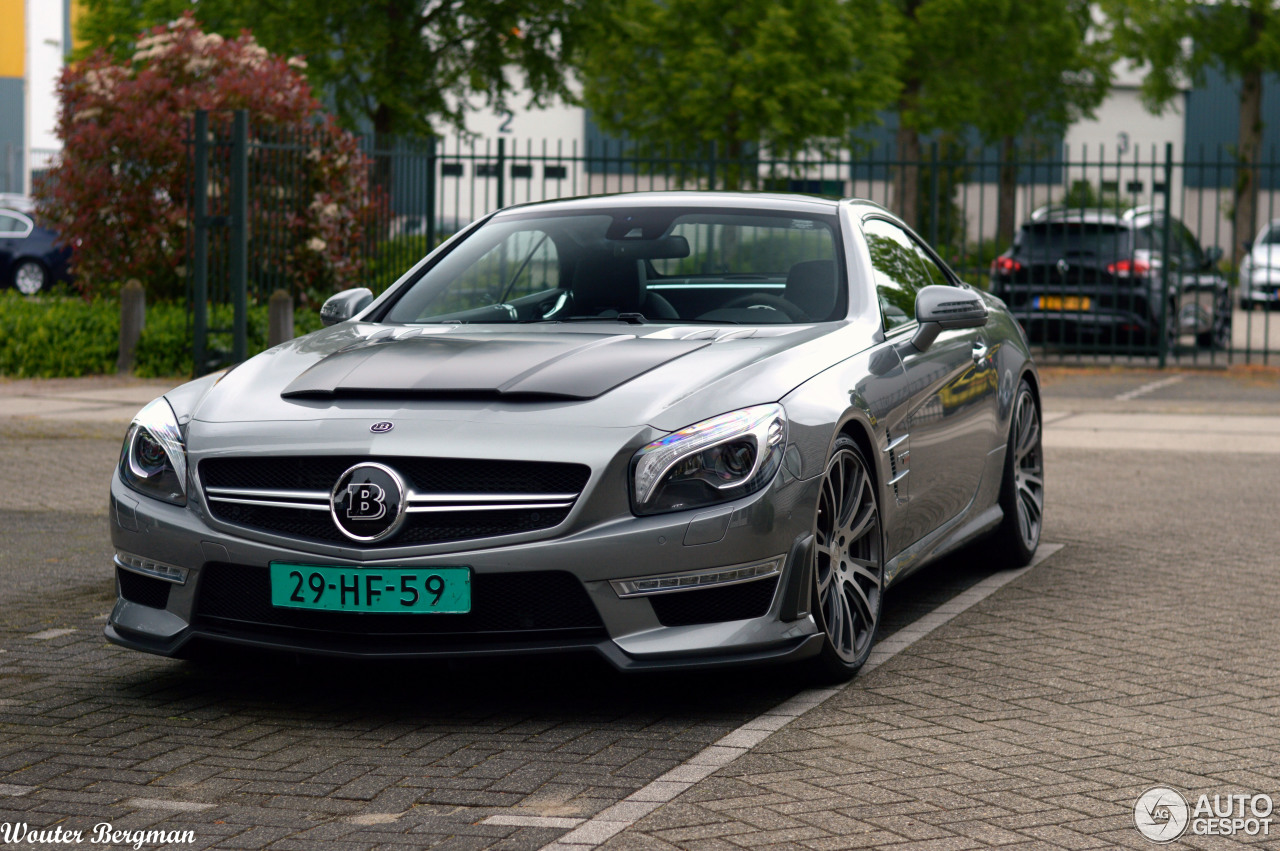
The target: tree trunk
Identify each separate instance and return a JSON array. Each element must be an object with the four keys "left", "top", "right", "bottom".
[
  {"left": 997, "top": 134, "right": 1018, "bottom": 249},
  {"left": 894, "top": 99, "right": 922, "bottom": 231},
  {"left": 1235, "top": 66, "right": 1263, "bottom": 263}
]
